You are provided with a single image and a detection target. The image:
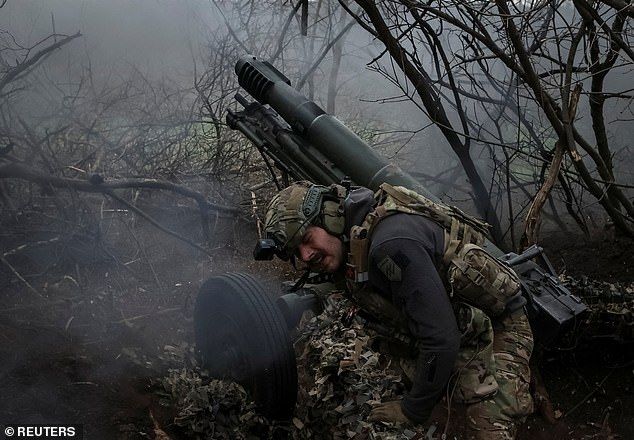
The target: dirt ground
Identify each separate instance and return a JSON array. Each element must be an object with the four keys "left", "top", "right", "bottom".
[
  {"left": 527, "top": 233, "right": 634, "bottom": 440},
  {"left": 1, "top": 216, "right": 632, "bottom": 439}
]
